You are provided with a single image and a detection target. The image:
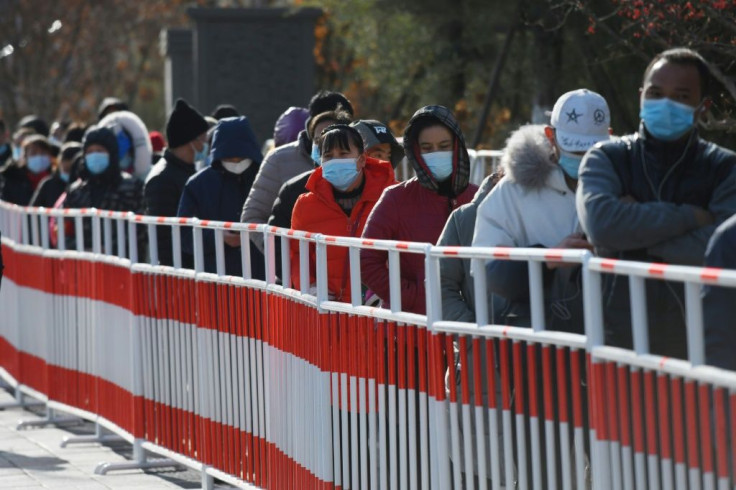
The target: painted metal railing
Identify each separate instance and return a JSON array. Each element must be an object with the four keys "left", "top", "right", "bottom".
[{"left": 1, "top": 200, "right": 735, "bottom": 490}]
